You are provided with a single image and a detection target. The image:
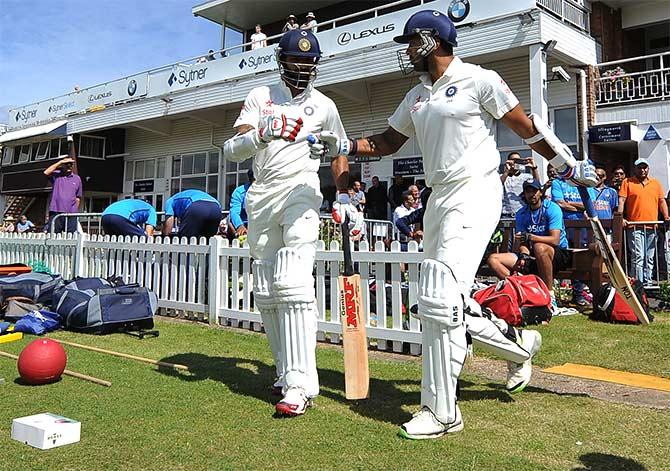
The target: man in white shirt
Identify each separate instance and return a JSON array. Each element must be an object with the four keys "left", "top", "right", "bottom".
[
  {"left": 223, "top": 29, "right": 357, "bottom": 418},
  {"left": 301, "top": 12, "right": 317, "bottom": 33},
  {"left": 350, "top": 180, "right": 366, "bottom": 211},
  {"left": 308, "top": 10, "right": 597, "bottom": 439},
  {"left": 250, "top": 24, "right": 267, "bottom": 50},
  {"left": 501, "top": 152, "right": 540, "bottom": 216}
]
